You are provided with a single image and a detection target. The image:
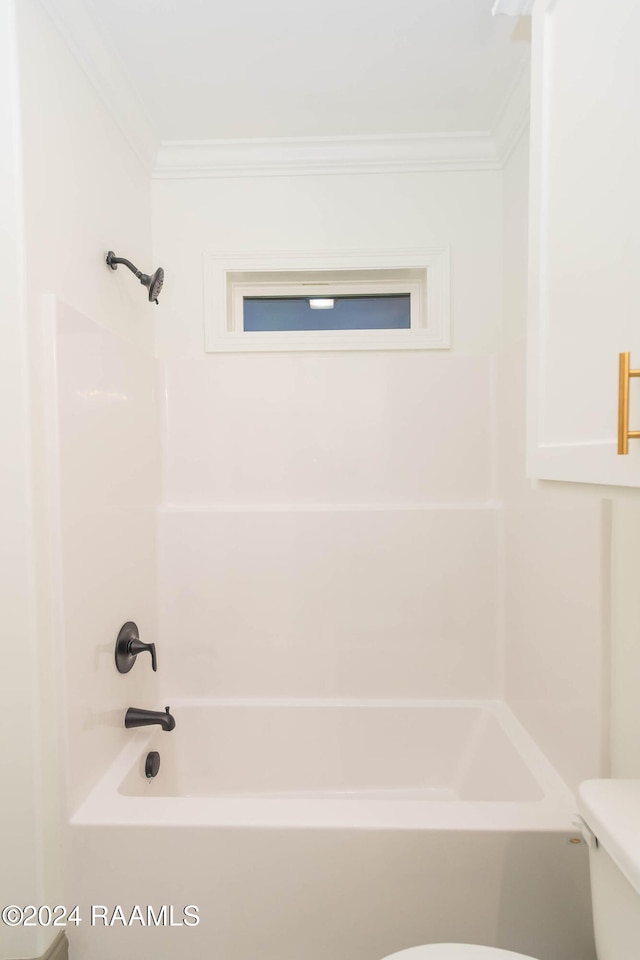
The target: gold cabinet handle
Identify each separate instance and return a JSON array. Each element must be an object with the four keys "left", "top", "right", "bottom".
[{"left": 618, "top": 352, "right": 640, "bottom": 454}]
